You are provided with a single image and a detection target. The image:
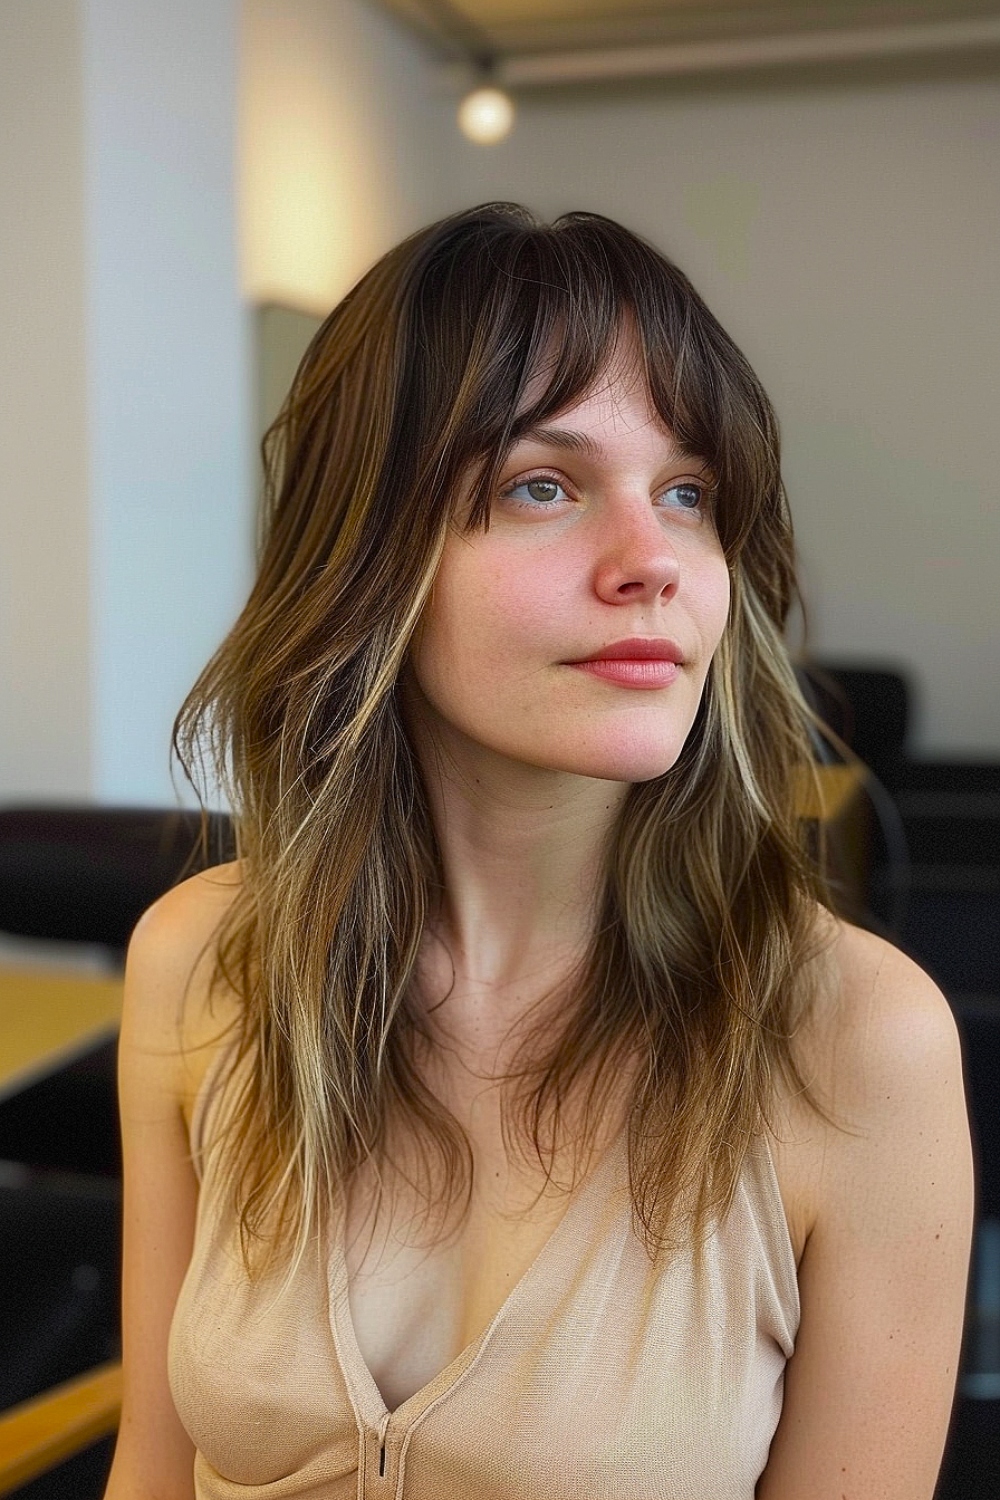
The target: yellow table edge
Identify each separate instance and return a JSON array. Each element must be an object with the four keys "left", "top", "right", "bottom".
[{"left": 0, "top": 970, "right": 124, "bottom": 1101}]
